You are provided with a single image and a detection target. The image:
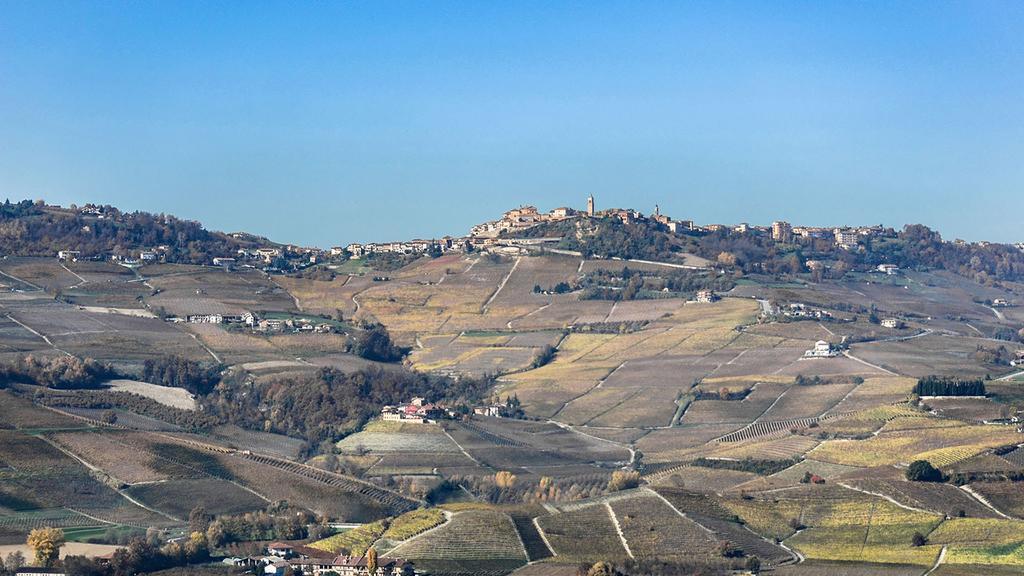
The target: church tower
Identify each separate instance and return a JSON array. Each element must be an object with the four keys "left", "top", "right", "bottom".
[{"left": 587, "top": 194, "right": 595, "bottom": 217}]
